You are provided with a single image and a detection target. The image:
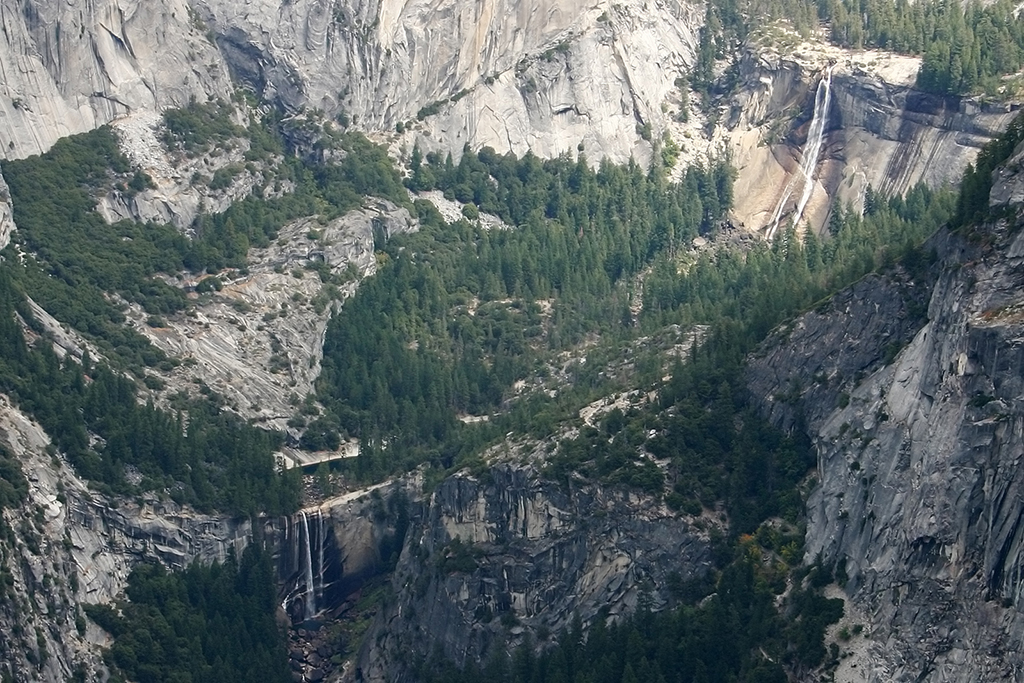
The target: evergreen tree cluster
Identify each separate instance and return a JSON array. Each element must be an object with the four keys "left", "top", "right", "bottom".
[
  {"left": 161, "top": 99, "right": 248, "bottom": 157},
  {"left": 316, "top": 148, "right": 735, "bottom": 475},
  {"left": 399, "top": 140, "right": 972, "bottom": 683},
  {"left": 643, "top": 182, "right": 953, "bottom": 337},
  {"left": 955, "top": 110, "right": 1024, "bottom": 228},
  {"left": 701, "top": 0, "right": 1024, "bottom": 96},
  {"left": 0, "top": 269, "right": 298, "bottom": 514},
  {"left": 418, "top": 559, "right": 845, "bottom": 683},
  {"left": 0, "top": 444, "right": 26, "bottom": 513},
  {"left": 824, "top": 0, "right": 1024, "bottom": 95},
  {"left": 85, "top": 544, "right": 291, "bottom": 683},
  {"left": 0, "top": 116, "right": 409, "bottom": 372}
]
